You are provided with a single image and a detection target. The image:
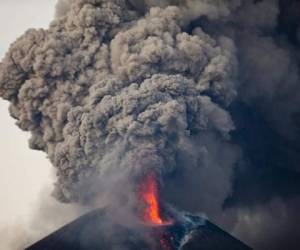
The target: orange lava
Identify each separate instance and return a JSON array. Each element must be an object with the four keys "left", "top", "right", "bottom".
[
  {"left": 139, "top": 172, "right": 164, "bottom": 225},
  {"left": 138, "top": 172, "right": 174, "bottom": 249}
]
